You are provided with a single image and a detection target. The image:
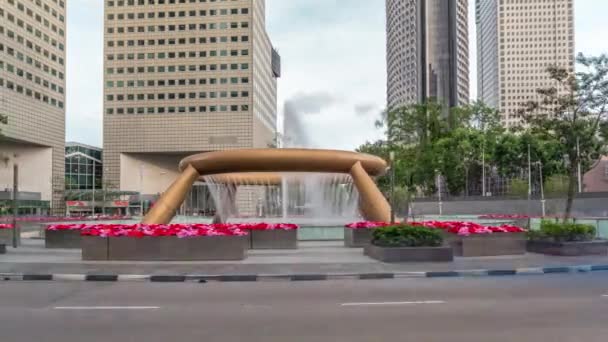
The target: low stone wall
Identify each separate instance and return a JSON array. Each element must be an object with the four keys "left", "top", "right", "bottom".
[
  {"left": 250, "top": 230, "right": 297, "bottom": 249},
  {"left": 445, "top": 233, "right": 526, "bottom": 257},
  {"left": 412, "top": 195, "right": 608, "bottom": 217},
  {"left": 527, "top": 240, "right": 608, "bottom": 256},
  {"left": 344, "top": 228, "right": 374, "bottom": 248},
  {"left": 83, "top": 236, "right": 248, "bottom": 261},
  {"left": 365, "top": 244, "right": 453, "bottom": 263},
  {"left": 45, "top": 230, "right": 81, "bottom": 249}
]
